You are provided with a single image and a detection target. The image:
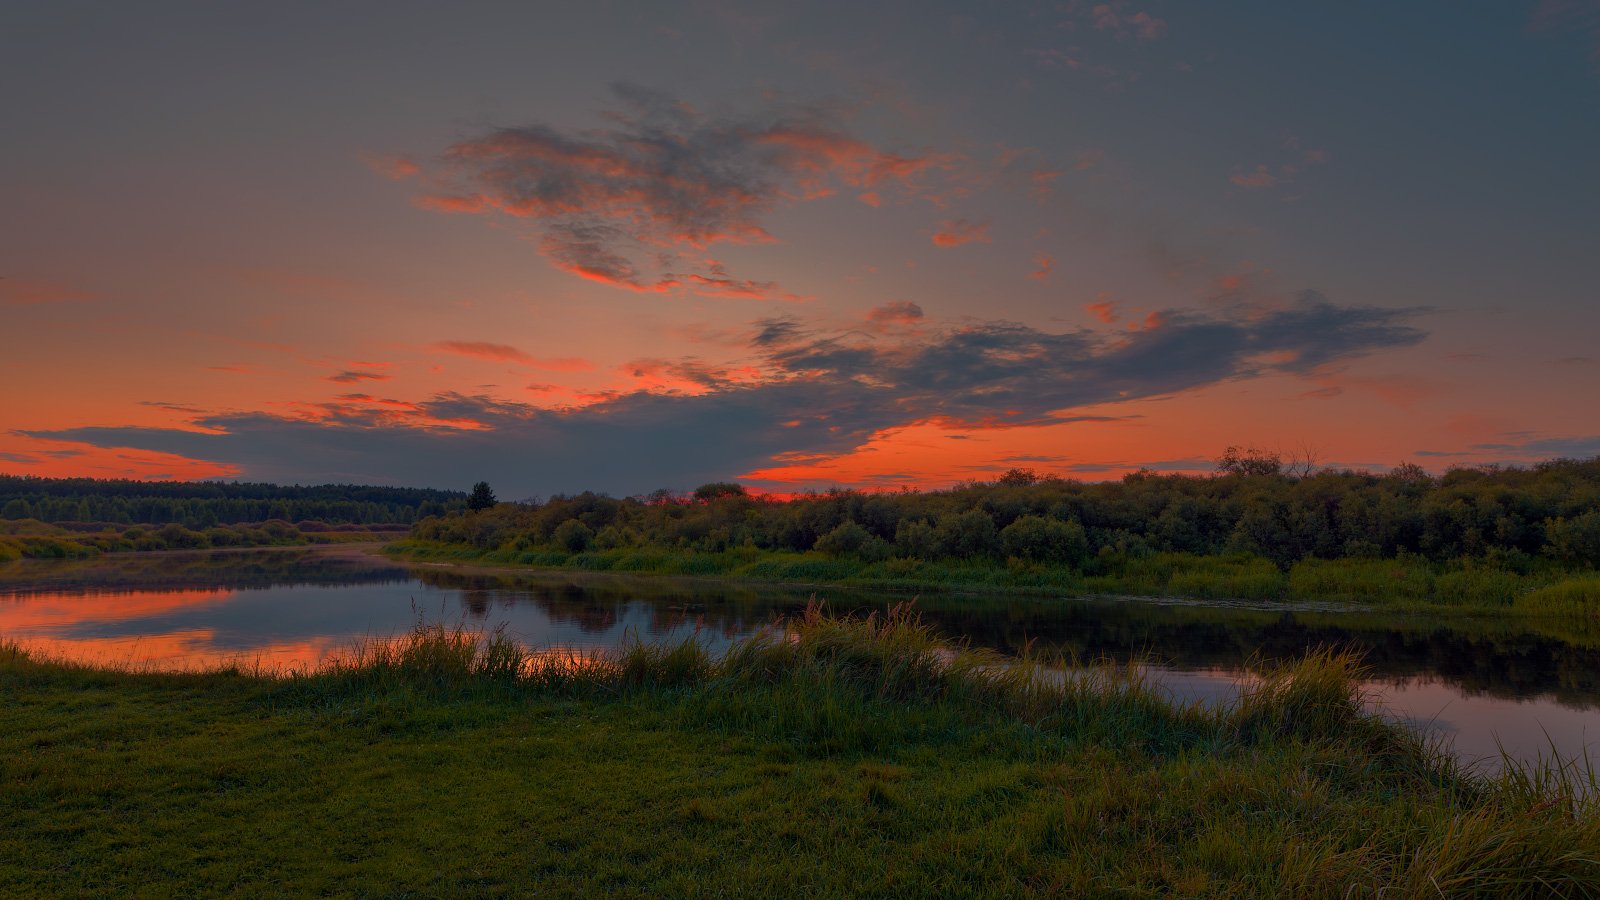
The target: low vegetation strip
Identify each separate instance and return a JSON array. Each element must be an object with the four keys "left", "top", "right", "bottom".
[
  {"left": 3, "top": 606, "right": 1598, "bottom": 896},
  {"left": 388, "top": 539, "right": 1600, "bottom": 616}
]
